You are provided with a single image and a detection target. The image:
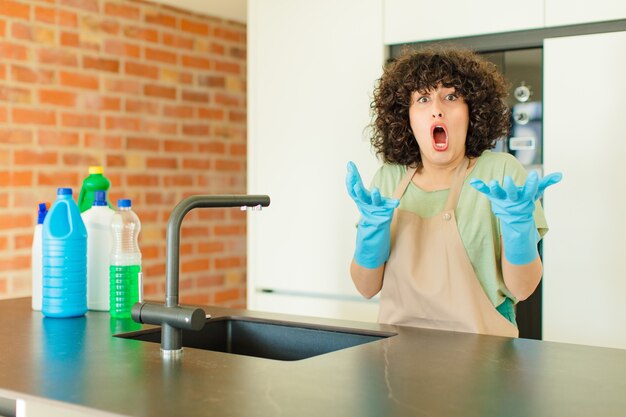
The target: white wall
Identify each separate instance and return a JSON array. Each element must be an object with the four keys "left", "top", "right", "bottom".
[
  {"left": 383, "top": 0, "right": 543, "bottom": 45},
  {"left": 542, "top": 31, "right": 626, "bottom": 349},
  {"left": 545, "top": 0, "right": 626, "bottom": 26},
  {"left": 247, "top": 0, "right": 384, "bottom": 321}
]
